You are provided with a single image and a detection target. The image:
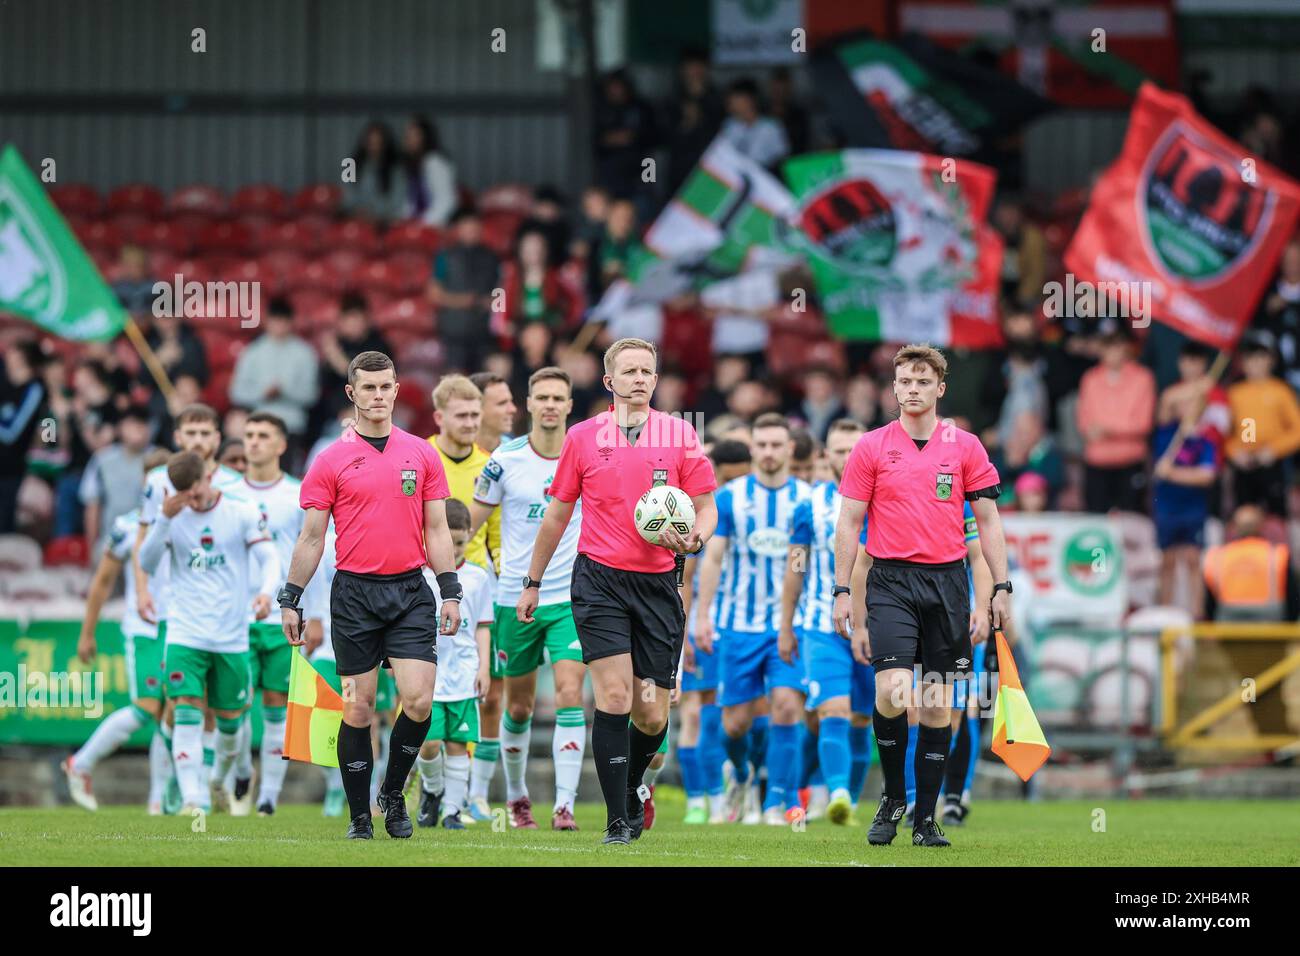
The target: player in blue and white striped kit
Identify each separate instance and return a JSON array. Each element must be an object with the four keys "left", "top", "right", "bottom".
[
  {"left": 678, "top": 440, "right": 753, "bottom": 825},
  {"left": 695, "top": 413, "right": 812, "bottom": 824},
  {"left": 779, "top": 419, "right": 875, "bottom": 824}
]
